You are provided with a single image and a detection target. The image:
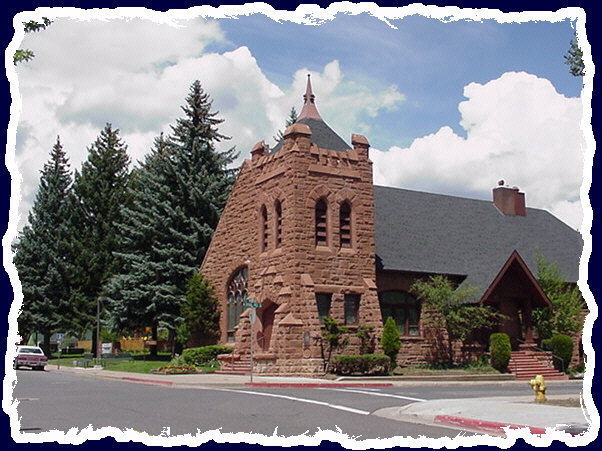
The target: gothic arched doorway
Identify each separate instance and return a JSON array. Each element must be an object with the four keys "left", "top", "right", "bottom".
[{"left": 258, "top": 301, "right": 278, "bottom": 351}]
